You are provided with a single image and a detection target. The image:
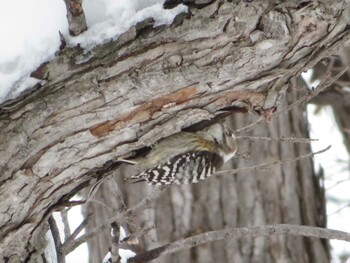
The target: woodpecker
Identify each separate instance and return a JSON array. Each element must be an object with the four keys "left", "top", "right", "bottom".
[{"left": 125, "top": 123, "right": 237, "bottom": 185}]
